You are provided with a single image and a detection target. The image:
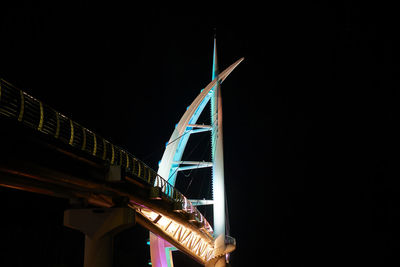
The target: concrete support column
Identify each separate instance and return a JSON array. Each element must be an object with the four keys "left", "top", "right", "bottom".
[
  {"left": 64, "top": 207, "right": 135, "bottom": 267},
  {"left": 84, "top": 233, "right": 113, "bottom": 267}
]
